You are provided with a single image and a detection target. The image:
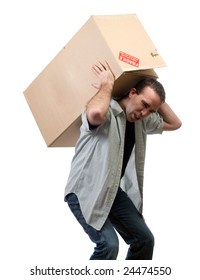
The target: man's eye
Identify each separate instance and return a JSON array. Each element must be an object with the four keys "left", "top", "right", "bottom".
[{"left": 142, "top": 101, "right": 149, "bottom": 108}]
